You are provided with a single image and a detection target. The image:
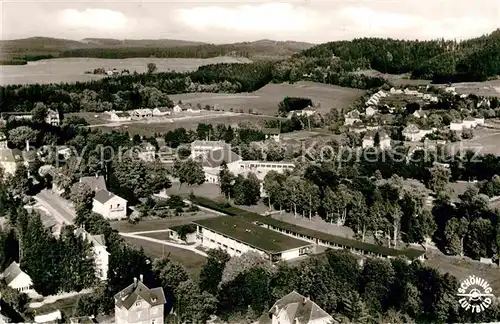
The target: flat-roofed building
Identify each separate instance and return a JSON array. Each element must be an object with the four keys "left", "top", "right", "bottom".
[{"left": 193, "top": 216, "right": 314, "bottom": 262}]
